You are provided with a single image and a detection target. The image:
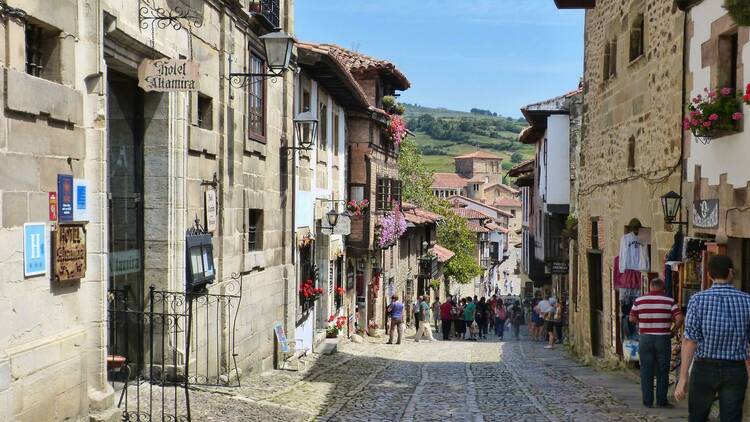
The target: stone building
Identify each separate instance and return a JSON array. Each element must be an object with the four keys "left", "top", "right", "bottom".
[
  {"left": 431, "top": 150, "right": 506, "bottom": 202},
  {"left": 0, "top": 0, "right": 297, "bottom": 420},
  {"left": 296, "top": 45, "right": 411, "bottom": 334},
  {"left": 292, "top": 42, "right": 369, "bottom": 353},
  {"left": 562, "top": 0, "right": 684, "bottom": 362},
  {"left": 517, "top": 90, "right": 581, "bottom": 302}
]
